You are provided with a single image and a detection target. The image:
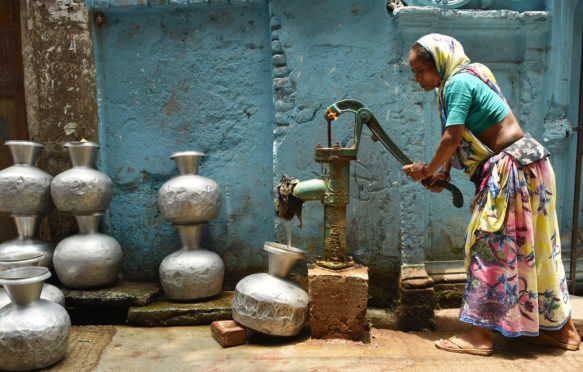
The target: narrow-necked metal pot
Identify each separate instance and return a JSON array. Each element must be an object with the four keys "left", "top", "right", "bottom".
[
  {"left": 232, "top": 242, "right": 308, "bottom": 336},
  {"left": 50, "top": 141, "right": 112, "bottom": 214},
  {"left": 53, "top": 212, "right": 122, "bottom": 288},
  {"left": 159, "top": 223, "right": 224, "bottom": 300},
  {"left": 0, "top": 141, "right": 52, "bottom": 214},
  {"left": 158, "top": 151, "right": 222, "bottom": 224},
  {"left": 0, "top": 266, "right": 71, "bottom": 371}
]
